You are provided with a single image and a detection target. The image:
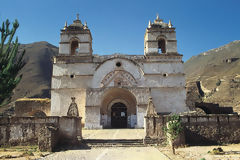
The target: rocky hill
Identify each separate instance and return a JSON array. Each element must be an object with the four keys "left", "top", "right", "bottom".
[
  {"left": 184, "top": 40, "right": 240, "bottom": 113},
  {"left": 12, "top": 41, "right": 58, "bottom": 100}
]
